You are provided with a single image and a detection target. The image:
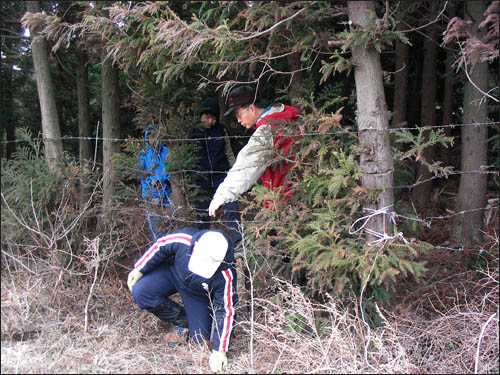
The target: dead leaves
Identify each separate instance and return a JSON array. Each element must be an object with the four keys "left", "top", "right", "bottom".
[{"left": 318, "top": 108, "right": 343, "bottom": 134}]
